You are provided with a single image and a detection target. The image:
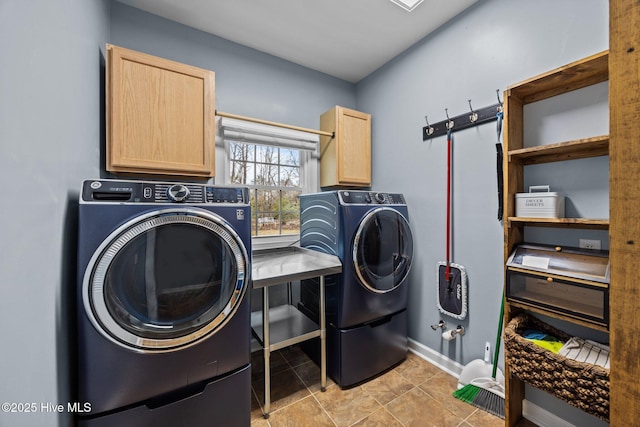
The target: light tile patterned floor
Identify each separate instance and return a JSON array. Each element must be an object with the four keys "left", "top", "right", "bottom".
[{"left": 250, "top": 346, "right": 528, "bottom": 427}]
